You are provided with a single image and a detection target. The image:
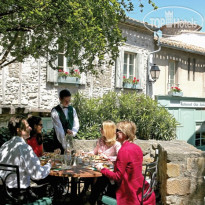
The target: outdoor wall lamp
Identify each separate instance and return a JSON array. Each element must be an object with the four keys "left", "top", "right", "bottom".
[{"left": 150, "top": 64, "right": 160, "bottom": 81}]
